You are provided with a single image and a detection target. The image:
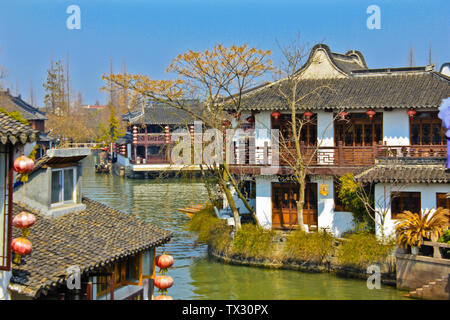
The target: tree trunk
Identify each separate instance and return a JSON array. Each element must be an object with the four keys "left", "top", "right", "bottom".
[
  {"left": 296, "top": 181, "right": 306, "bottom": 232},
  {"left": 223, "top": 163, "right": 261, "bottom": 228},
  {"left": 219, "top": 179, "right": 241, "bottom": 229}
]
